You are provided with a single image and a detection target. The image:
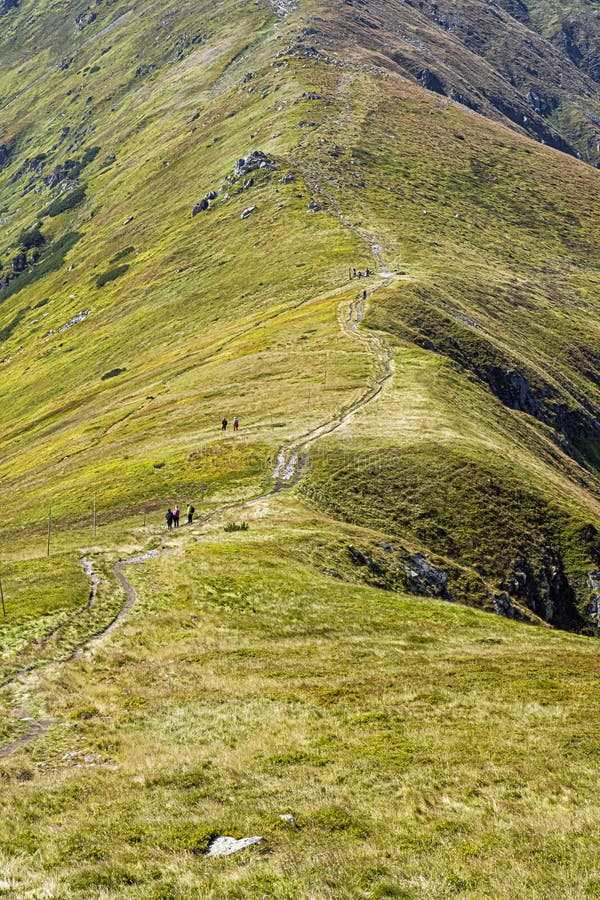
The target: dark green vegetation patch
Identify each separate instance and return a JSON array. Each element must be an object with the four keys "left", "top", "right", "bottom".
[
  {"left": 95, "top": 265, "right": 129, "bottom": 288},
  {"left": 41, "top": 185, "right": 87, "bottom": 218},
  {"left": 101, "top": 367, "right": 127, "bottom": 380},
  {"left": 0, "top": 232, "right": 81, "bottom": 303}
]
